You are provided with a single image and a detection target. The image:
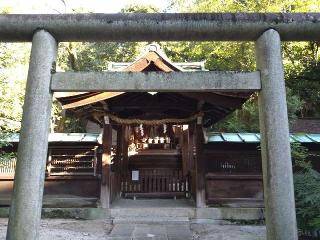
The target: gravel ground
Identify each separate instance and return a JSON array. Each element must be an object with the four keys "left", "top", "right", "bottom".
[
  {"left": 191, "top": 223, "right": 266, "bottom": 240},
  {"left": 0, "top": 218, "right": 266, "bottom": 240},
  {"left": 0, "top": 218, "right": 113, "bottom": 240}
]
